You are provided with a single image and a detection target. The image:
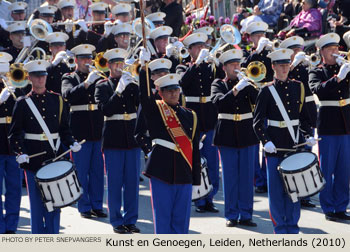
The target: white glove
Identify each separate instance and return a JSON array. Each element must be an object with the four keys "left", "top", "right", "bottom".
[
  {"left": 70, "top": 142, "right": 81, "bottom": 152},
  {"left": 291, "top": 52, "right": 306, "bottom": 68},
  {"left": 337, "top": 63, "right": 350, "bottom": 81},
  {"left": 0, "top": 18, "right": 8, "bottom": 30},
  {"left": 52, "top": 51, "right": 67, "bottom": 67},
  {"left": 73, "top": 29, "right": 81, "bottom": 38},
  {"left": 139, "top": 47, "right": 151, "bottom": 67},
  {"left": 0, "top": 86, "right": 15, "bottom": 104},
  {"left": 199, "top": 142, "right": 203, "bottom": 150},
  {"left": 165, "top": 43, "right": 176, "bottom": 57},
  {"left": 16, "top": 154, "right": 29, "bottom": 164},
  {"left": 235, "top": 78, "right": 250, "bottom": 92},
  {"left": 256, "top": 37, "right": 270, "bottom": 54},
  {"left": 263, "top": 141, "right": 277, "bottom": 153},
  {"left": 64, "top": 19, "right": 74, "bottom": 33},
  {"left": 195, "top": 48, "right": 209, "bottom": 65},
  {"left": 306, "top": 136, "right": 317, "bottom": 147},
  {"left": 85, "top": 70, "right": 101, "bottom": 85},
  {"left": 116, "top": 72, "right": 133, "bottom": 94},
  {"left": 76, "top": 19, "right": 88, "bottom": 32},
  {"left": 104, "top": 21, "right": 113, "bottom": 37},
  {"left": 336, "top": 56, "right": 346, "bottom": 66}
]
